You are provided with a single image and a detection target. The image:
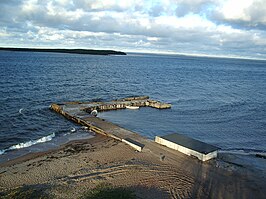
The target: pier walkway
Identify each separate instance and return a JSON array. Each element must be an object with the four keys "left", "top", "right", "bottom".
[{"left": 50, "top": 96, "right": 171, "bottom": 152}]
